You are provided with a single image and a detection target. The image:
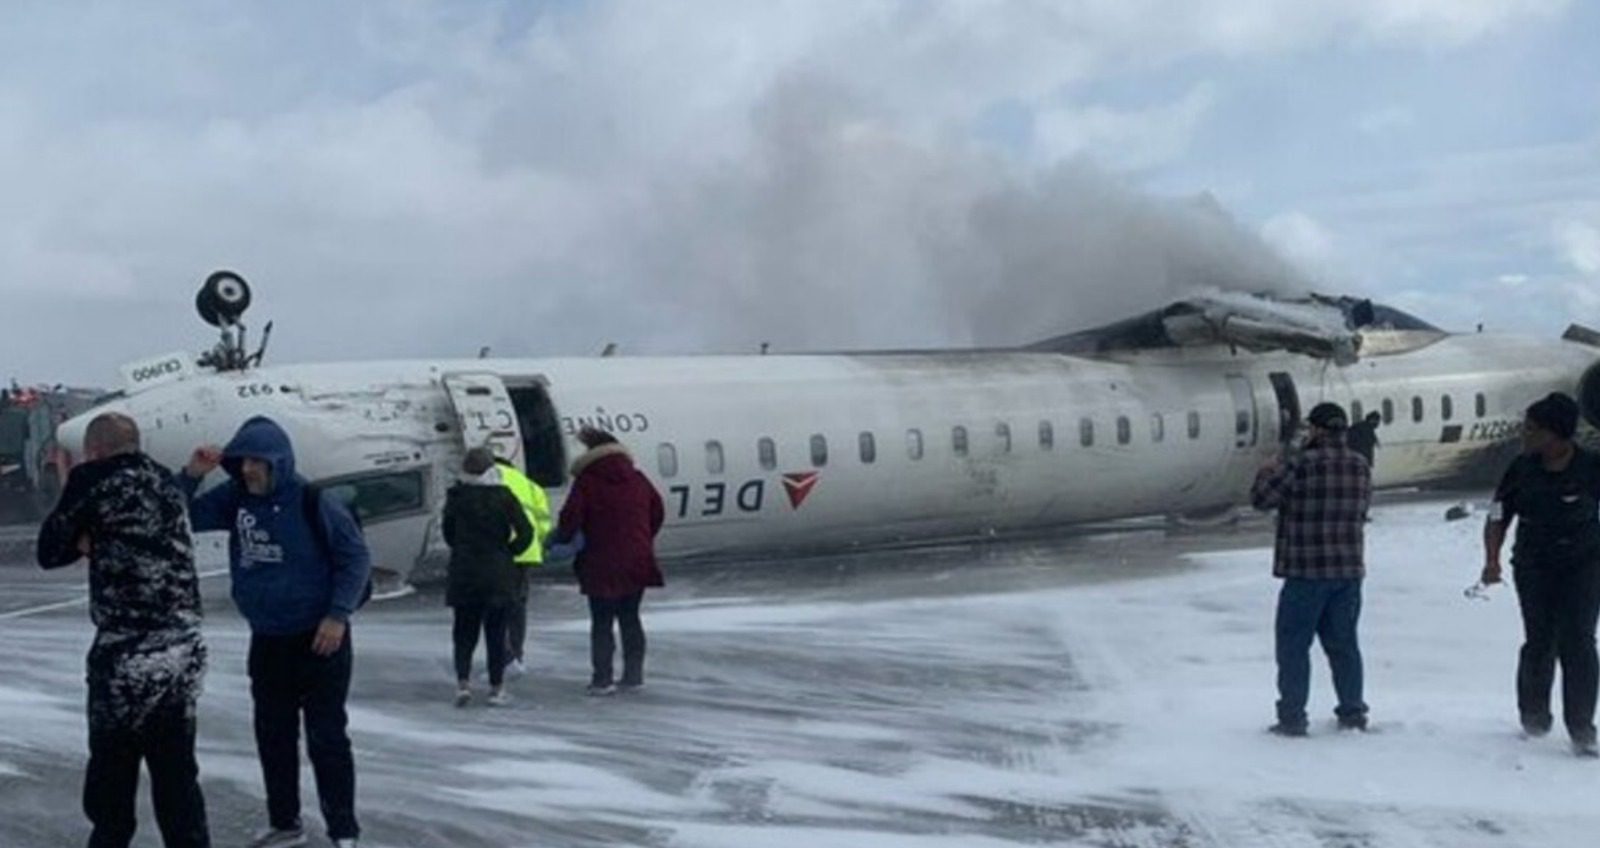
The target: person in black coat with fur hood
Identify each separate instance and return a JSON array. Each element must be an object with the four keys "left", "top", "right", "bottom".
[{"left": 443, "top": 448, "right": 534, "bottom": 707}]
